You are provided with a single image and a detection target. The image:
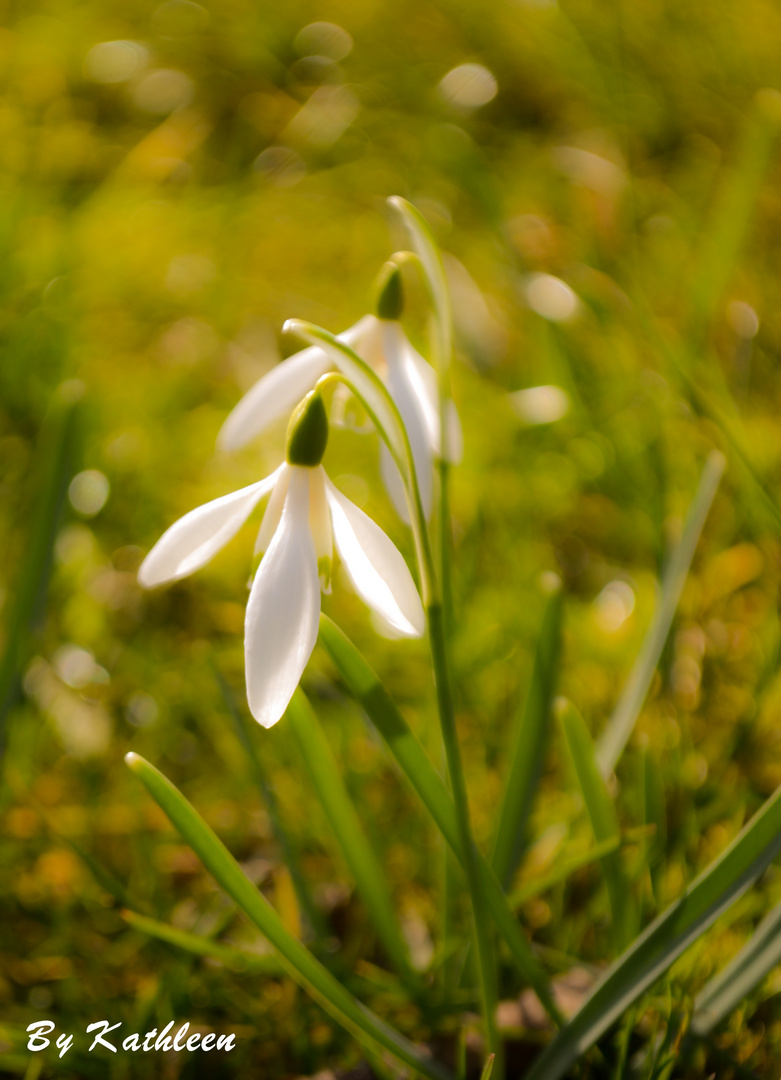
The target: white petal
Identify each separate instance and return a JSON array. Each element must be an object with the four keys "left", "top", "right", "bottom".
[
  {"left": 217, "top": 348, "right": 331, "bottom": 452},
  {"left": 379, "top": 441, "right": 411, "bottom": 523},
  {"left": 381, "top": 322, "right": 433, "bottom": 518},
  {"left": 326, "top": 479, "right": 424, "bottom": 637},
  {"left": 309, "top": 465, "right": 333, "bottom": 590},
  {"left": 218, "top": 318, "right": 373, "bottom": 453},
  {"left": 255, "top": 464, "right": 290, "bottom": 555},
  {"left": 138, "top": 467, "right": 283, "bottom": 588},
  {"left": 245, "top": 467, "right": 321, "bottom": 728},
  {"left": 402, "top": 335, "right": 464, "bottom": 465}
]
